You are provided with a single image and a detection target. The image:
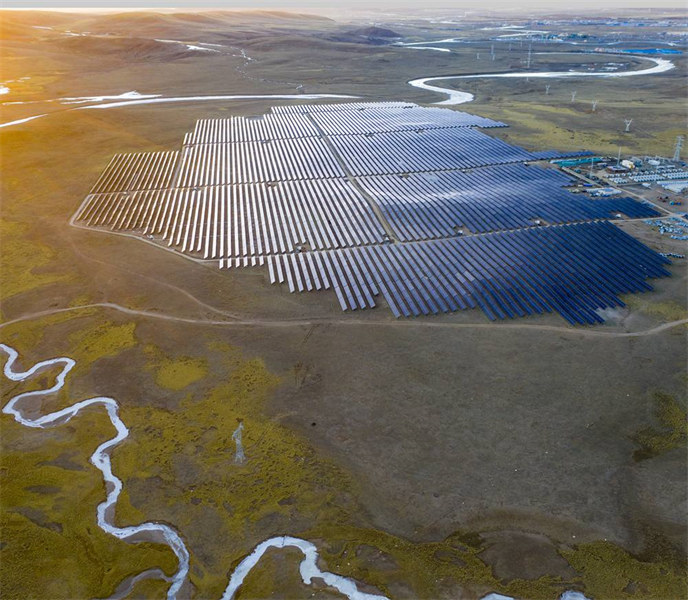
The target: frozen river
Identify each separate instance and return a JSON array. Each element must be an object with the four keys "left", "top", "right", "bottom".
[
  {"left": 408, "top": 53, "right": 675, "bottom": 104},
  {"left": 0, "top": 343, "right": 595, "bottom": 599}
]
